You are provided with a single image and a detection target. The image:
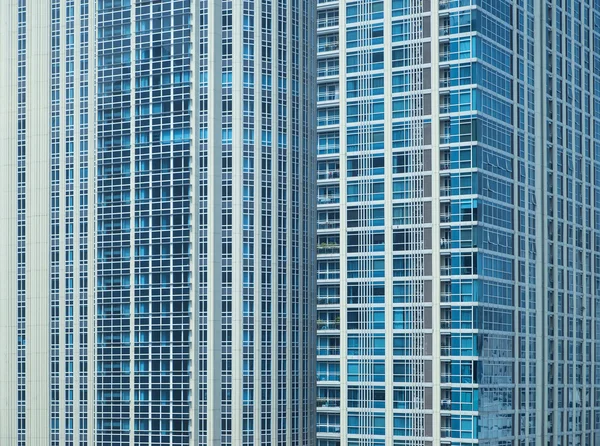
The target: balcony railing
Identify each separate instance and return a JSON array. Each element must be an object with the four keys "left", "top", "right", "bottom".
[
  {"left": 318, "top": 42, "right": 339, "bottom": 52},
  {"left": 440, "top": 134, "right": 451, "bottom": 144},
  {"left": 317, "top": 296, "right": 340, "bottom": 305},
  {"left": 441, "top": 427, "right": 452, "bottom": 437},
  {"left": 317, "top": 398, "right": 341, "bottom": 408},
  {"left": 316, "top": 423, "right": 341, "bottom": 433},
  {"left": 317, "top": 220, "right": 340, "bottom": 230},
  {"left": 318, "top": 145, "right": 340, "bottom": 155},
  {"left": 316, "top": 373, "right": 340, "bottom": 382},
  {"left": 440, "top": 290, "right": 451, "bottom": 302},
  {"left": 318, "top": 92, "right": 340, "bottom": 102},
  {"left": 318, "top": 170, "right": 340, "bottom": 180},
  {"left": 317, "top": 18, "right": 339, "bottom": 28},
  {"left": 318, "top": 117, "right": 340, "bottom": 126},
  {"left": 317, "top": 347, "right": 341, "bottom": 356},
  {"left": 317, "top": 244, "right": 340, "bottom": 254},
  {"left": 317, "top": 320, "right": 340, "bottom": 330},
  {"left": 317, "top": 195, "right": 340, "bottom": 204},
  {"left": 318, "top": 67, "right": 339, "bottom": 78},
  {"left": 317, "top": 271, "right": 340, "bottom": 280}
]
